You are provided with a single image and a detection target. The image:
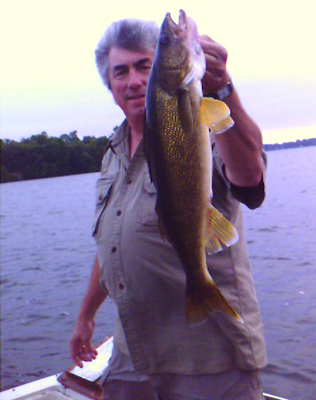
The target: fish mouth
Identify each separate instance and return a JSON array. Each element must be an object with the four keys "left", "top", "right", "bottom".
[
  {"left": 161, "top": 10, "right": 200, "bottom": 48},
  {"left": 158, "top": 9, "right": 189, "bottom": 72},
  {"left": 159, "top": 10, "right": 203, "bottom": 77},
  {"left": 163, "top": 9, "right": 187, "bottom": 35},
  {"left": 163, "top": 10, "right": 200, "bottom": 43},
  {"left": 178, "top": 9, "right": 187, "bottom": 29}
]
